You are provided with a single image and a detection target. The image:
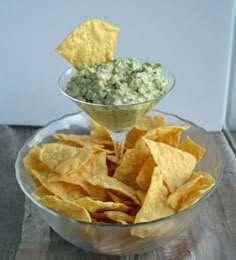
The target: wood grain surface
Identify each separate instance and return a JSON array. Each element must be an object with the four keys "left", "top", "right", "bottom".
[{"left": 0, "top": 127, "right": 235, "bottom": 260}]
